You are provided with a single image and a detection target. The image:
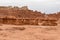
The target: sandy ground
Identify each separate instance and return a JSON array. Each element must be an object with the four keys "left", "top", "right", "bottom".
[{"left": 0, "top": 24, "right": 60, "bottom": 40}]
